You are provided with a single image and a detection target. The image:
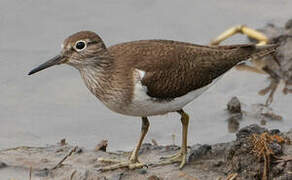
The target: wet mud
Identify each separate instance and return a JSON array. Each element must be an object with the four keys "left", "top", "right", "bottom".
[{"left": 0, "top": 124, "right": 291, "bottom": 180}]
